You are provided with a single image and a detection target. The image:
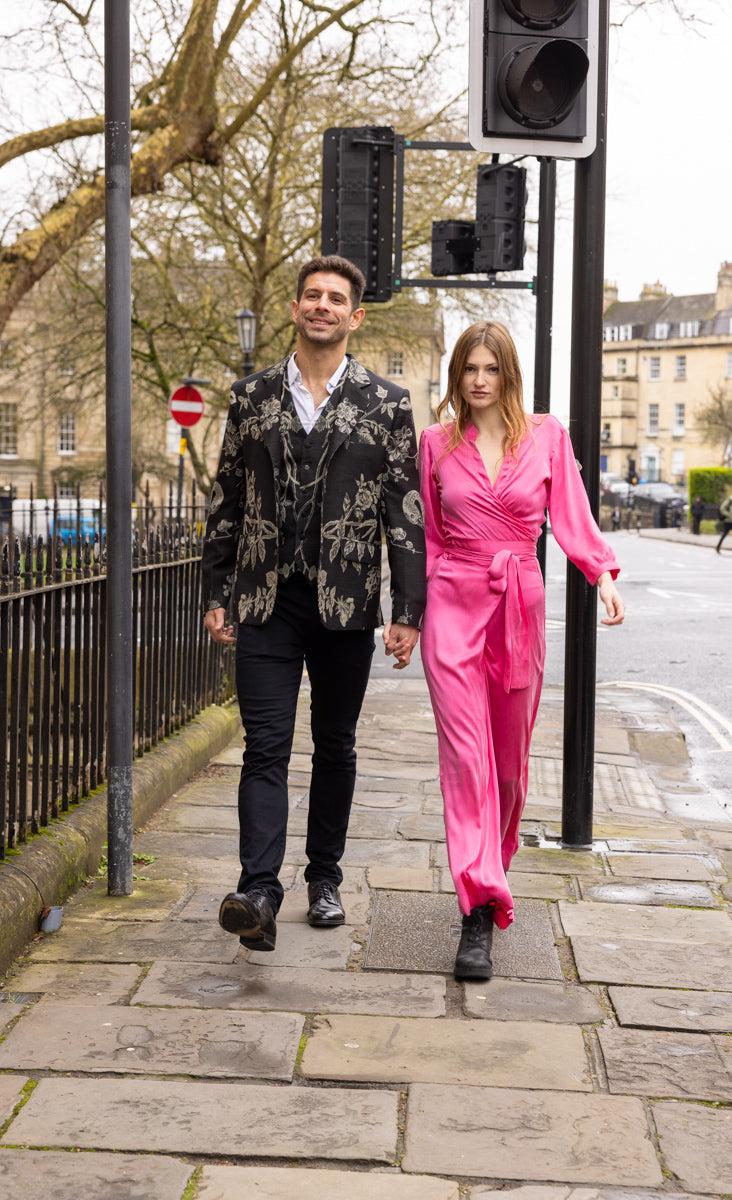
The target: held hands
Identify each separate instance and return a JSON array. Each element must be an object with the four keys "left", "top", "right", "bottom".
[
  {"left": 597, "top": 573, "right": 625, "bottom": 626},
  {"left": 204, "top": 607, "right": 236, "bottom": 644},
  {"left": 382, "top": 620, "right": 419, "bottom": 670}
]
